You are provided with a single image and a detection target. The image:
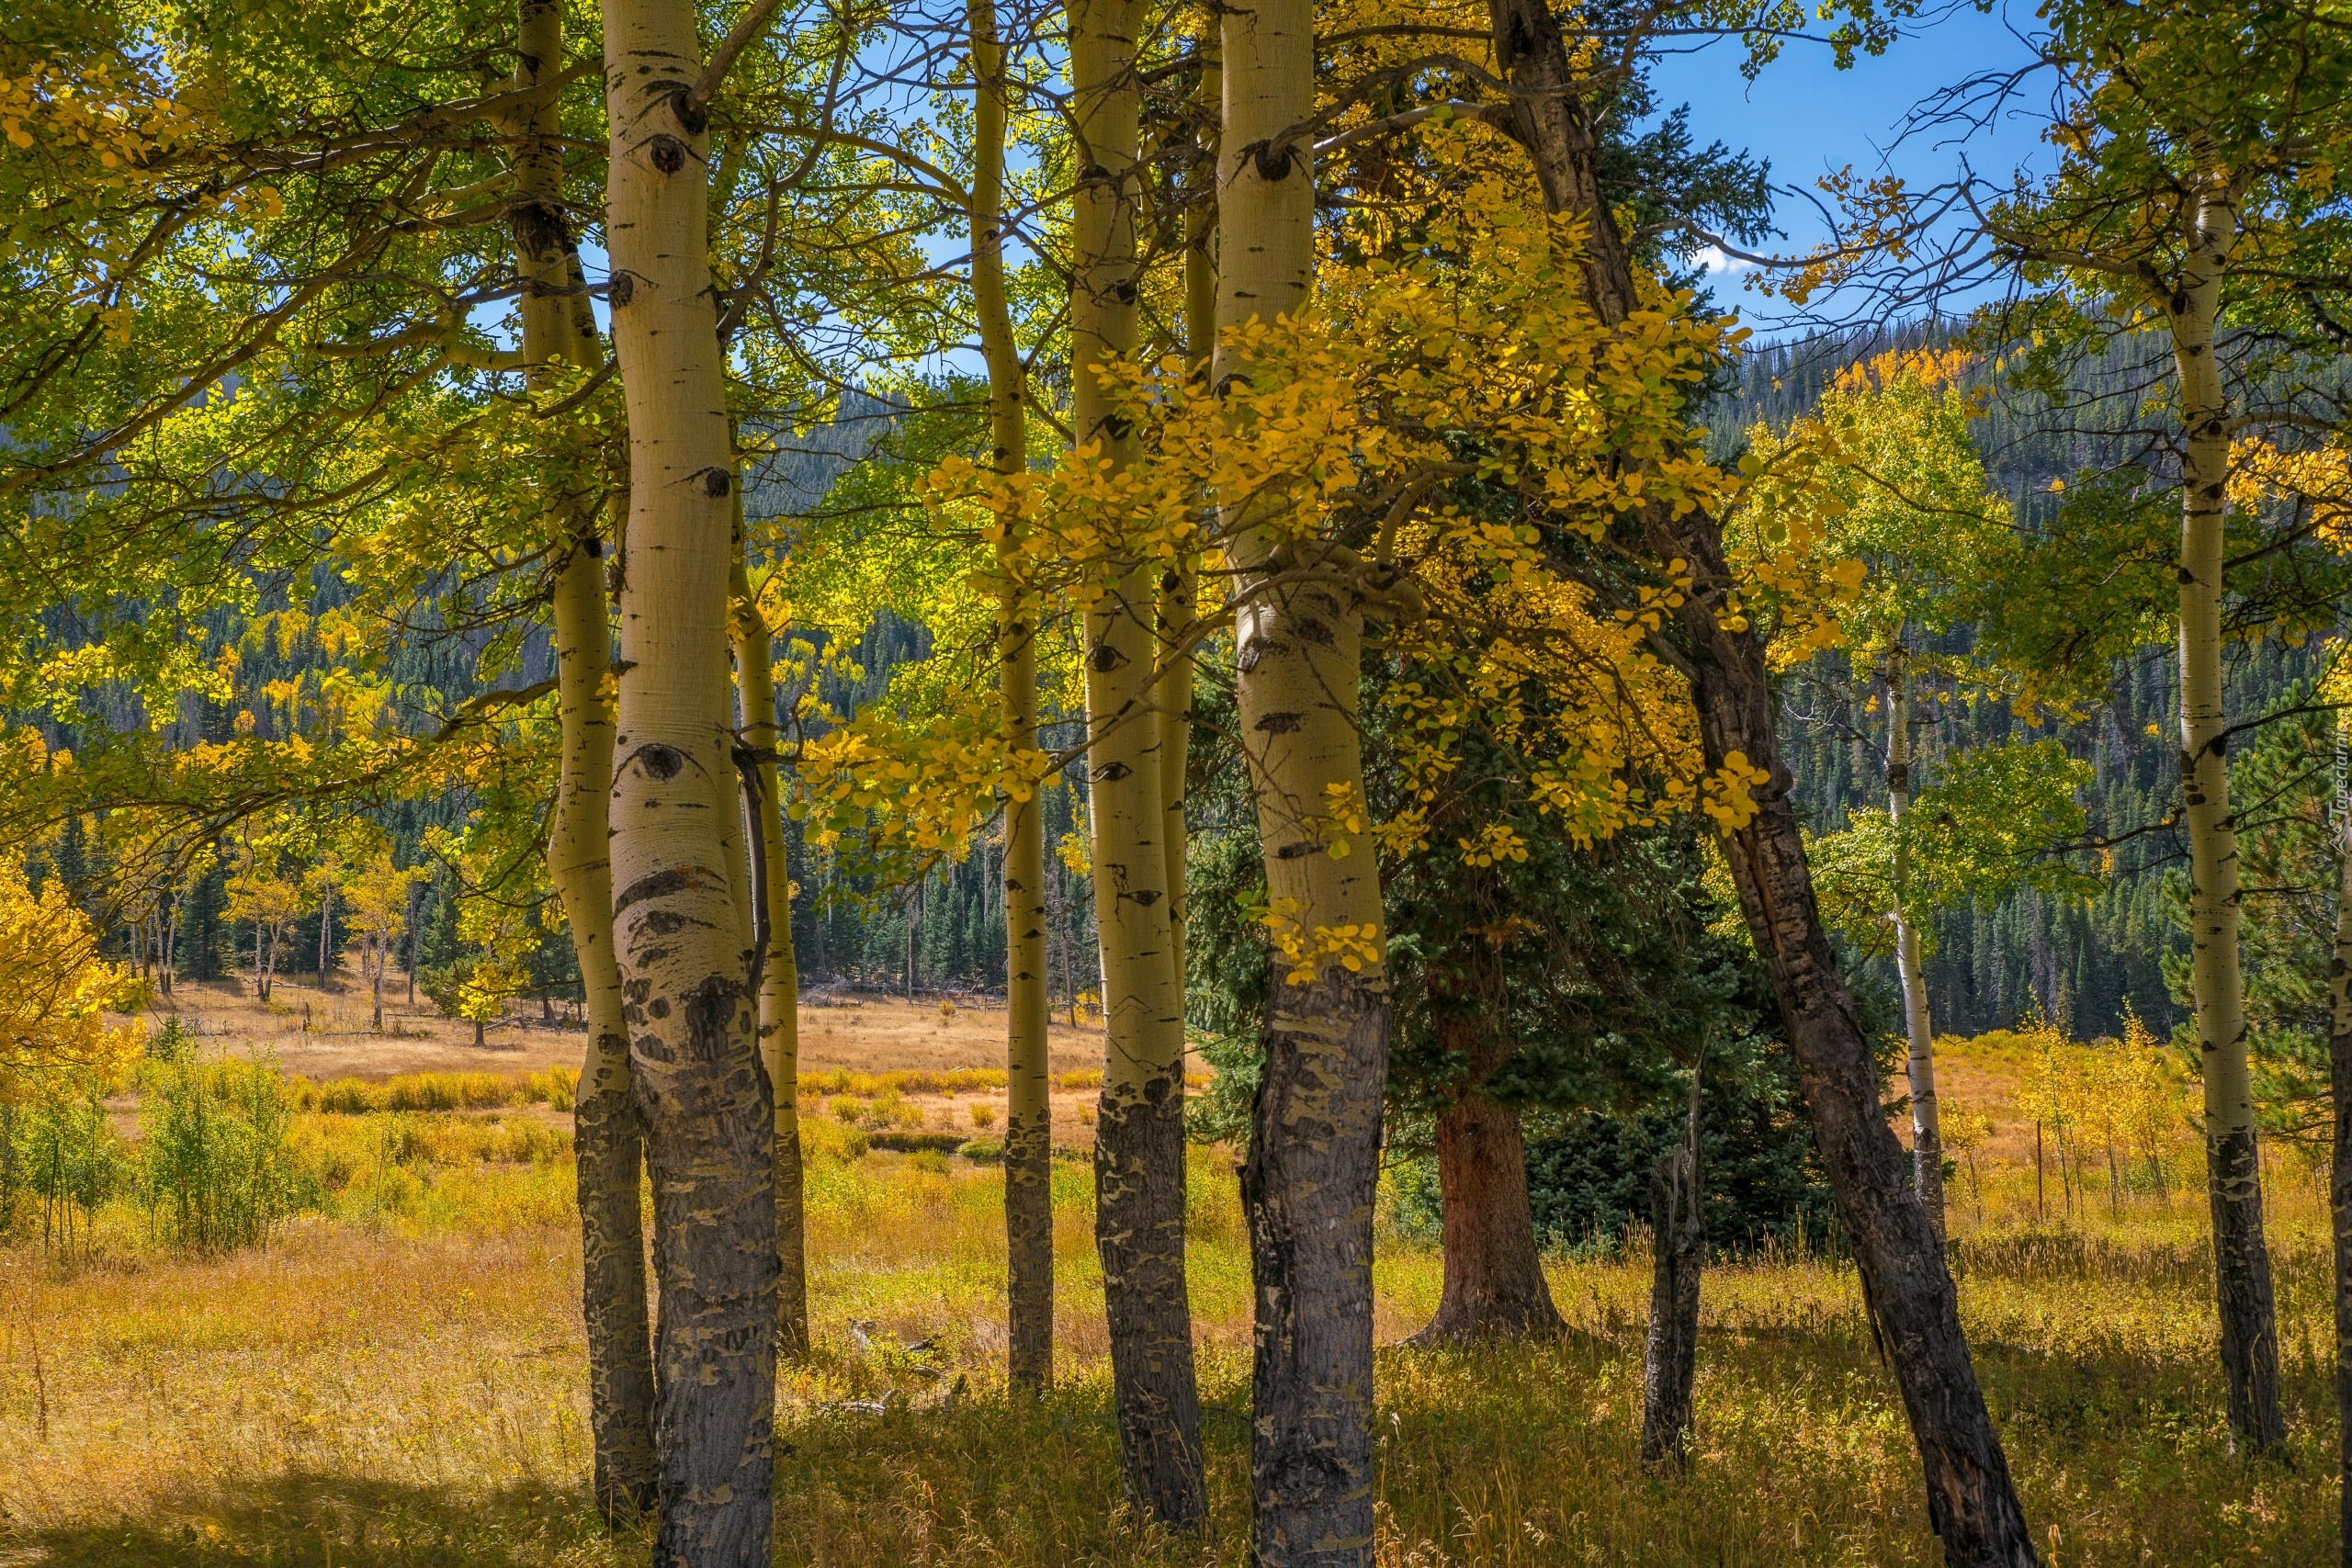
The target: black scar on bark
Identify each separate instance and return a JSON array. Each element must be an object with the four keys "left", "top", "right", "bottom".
[
  {"left": 616, "top": 866, "right": 694, "bottom": 915},
  {"left": 681, "top": 974, "right": 742, "bottom": 1062},
  {"left": 1255, "top": 712, "right": 1305, "bottom": 733},
  {"left": 648, "top": 134, "right": 687, "bottom": 175}
]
